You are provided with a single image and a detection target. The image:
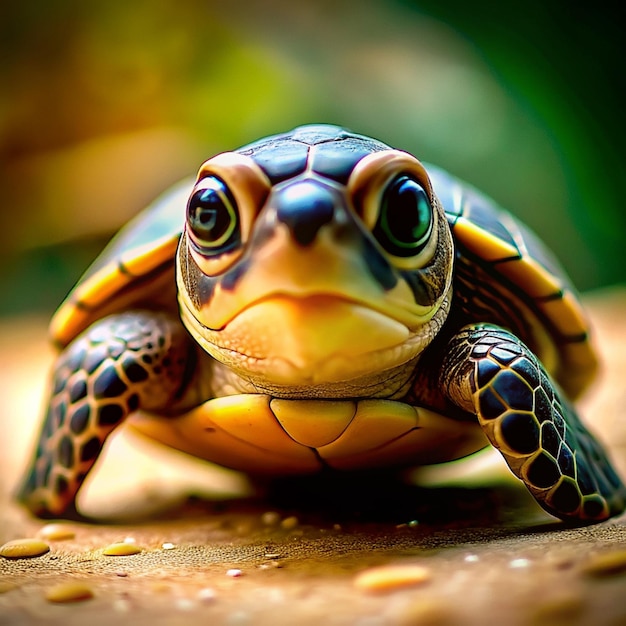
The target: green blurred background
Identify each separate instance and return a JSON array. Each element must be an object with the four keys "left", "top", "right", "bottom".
[{"left": 1, "top": 0, "right": 624, "bottom": 317}]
